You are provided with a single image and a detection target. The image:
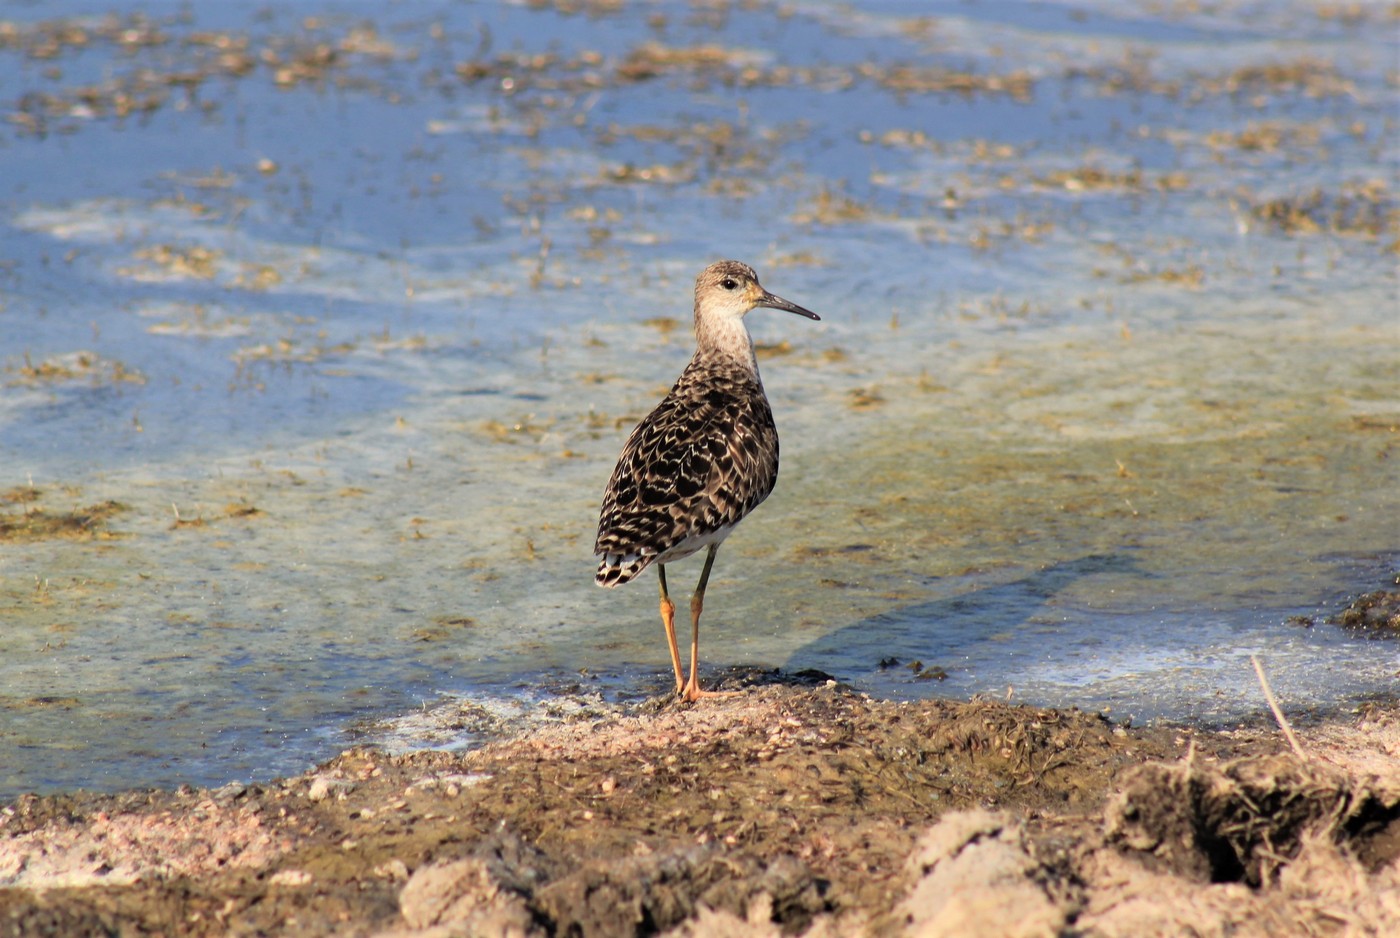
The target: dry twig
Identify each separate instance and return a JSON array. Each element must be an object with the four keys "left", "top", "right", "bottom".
[{"left": 1250, "top": 654, "right": 1306, "bottom": 759}]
